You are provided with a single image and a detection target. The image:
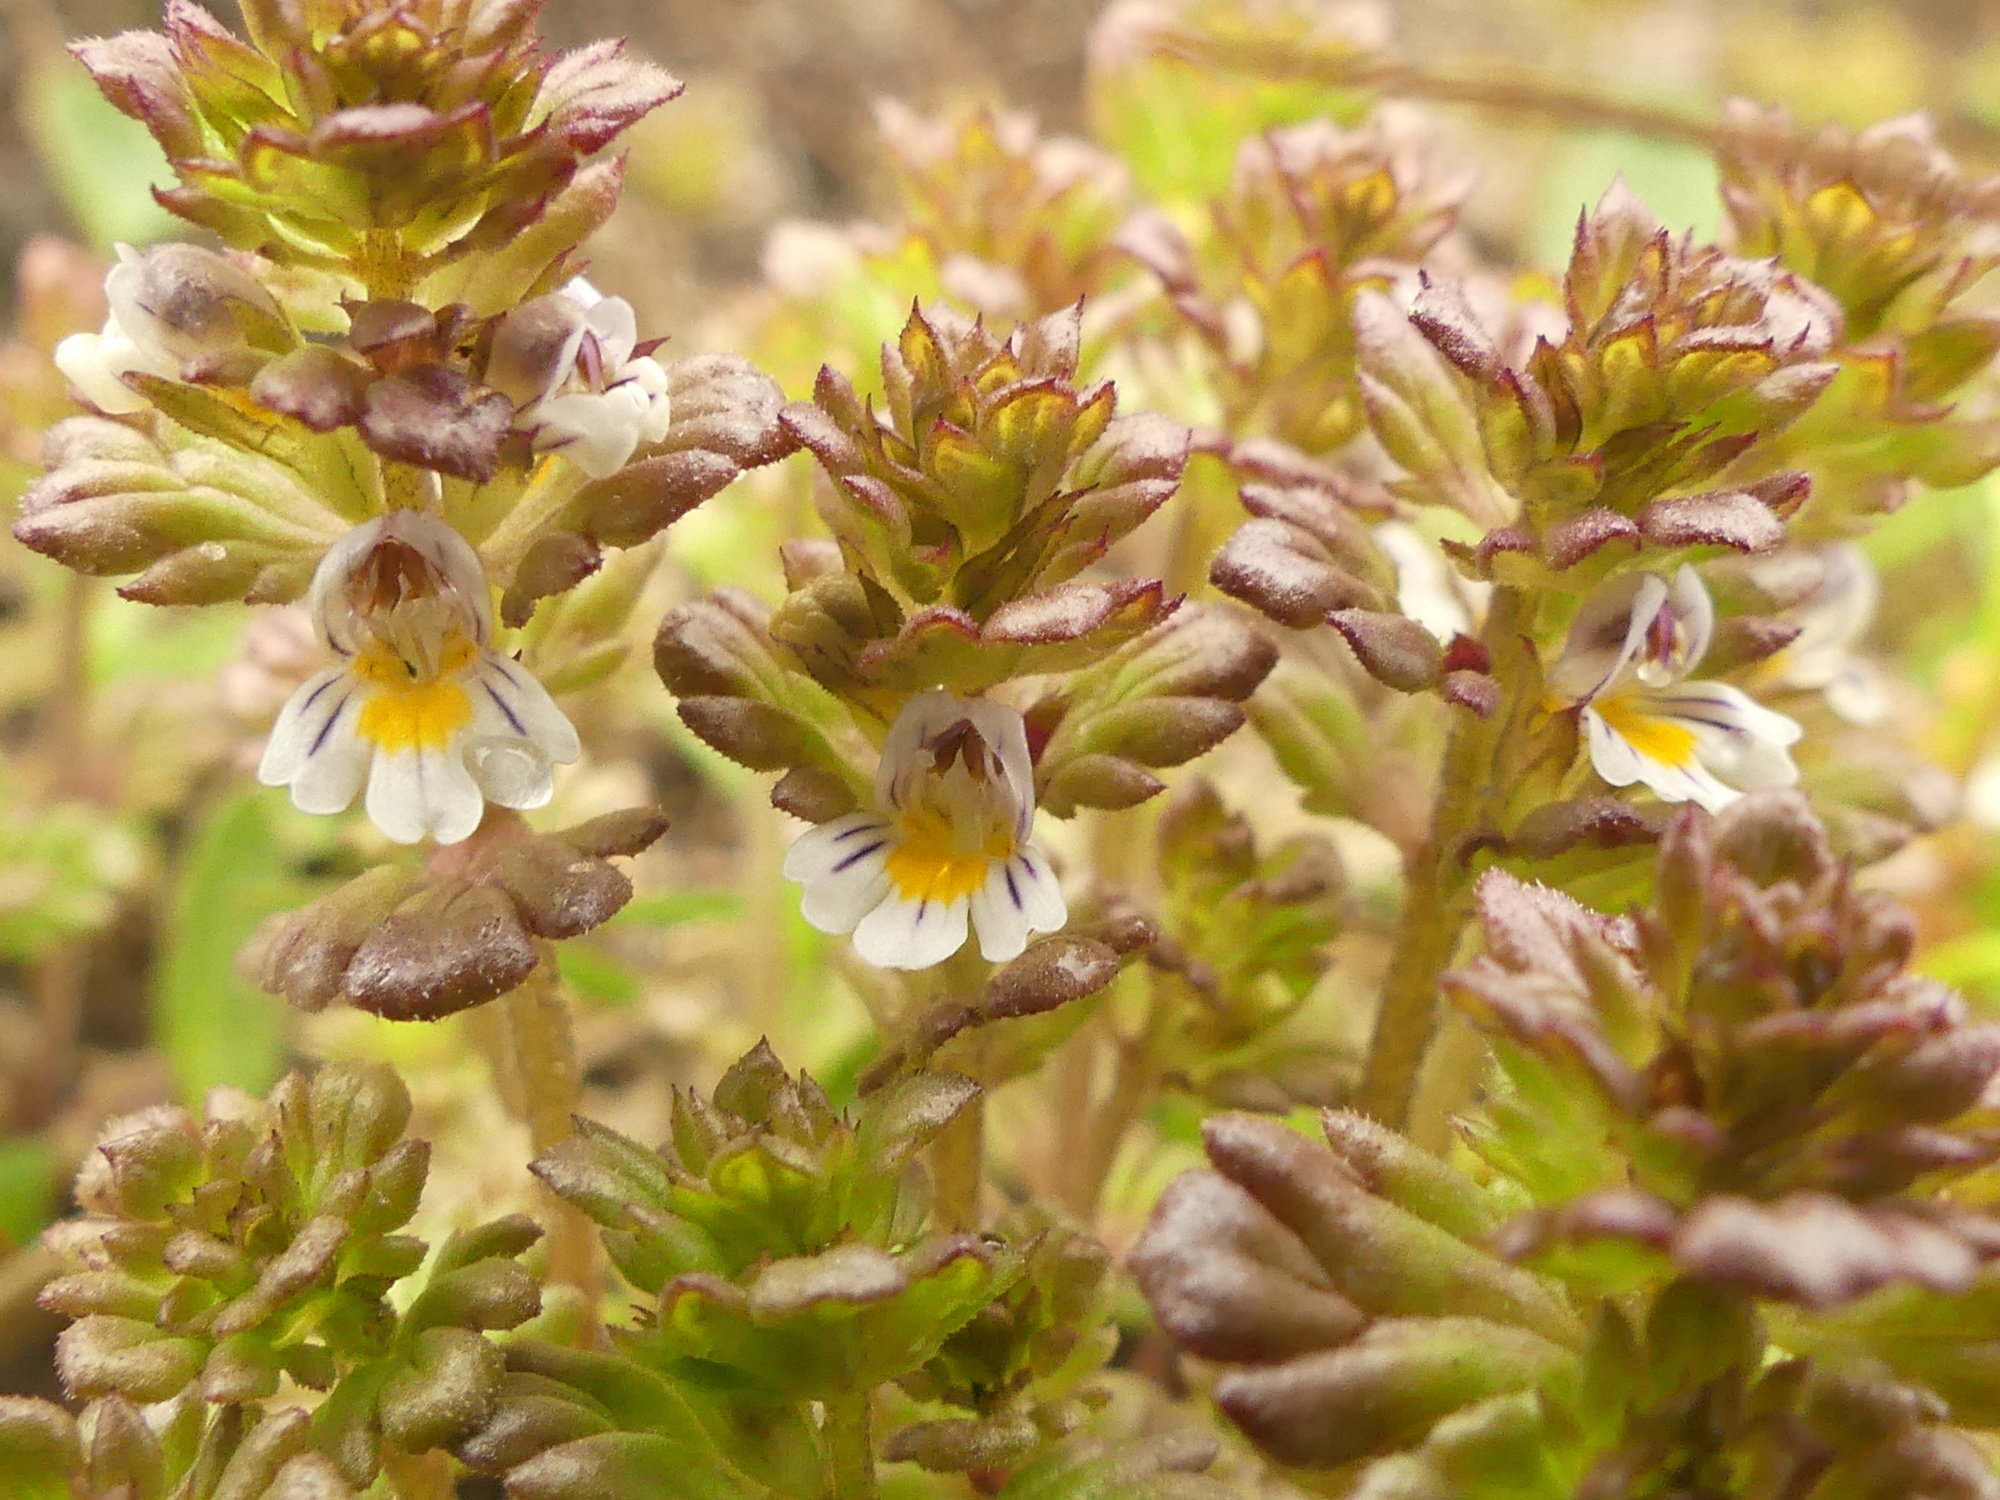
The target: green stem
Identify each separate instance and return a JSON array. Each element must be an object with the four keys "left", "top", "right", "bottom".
[
  {"left": 825, "top": 1390, "right": 878, "bottom": 1500},
  {"left": 382, "top": 460, "right": 436, "bottom": 516},
  {"left": 929, "top": 945, "right": 993, "bottom": 1230},
  {"left": 1356, "top": 587, "right": 1531, "bottom": 1127},
  {"left": 499, "top": 951, "right": 599, "bottom": 1305},
  {"left": 932, "top": 1092, "right": 986, "bottom": 1232}
]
